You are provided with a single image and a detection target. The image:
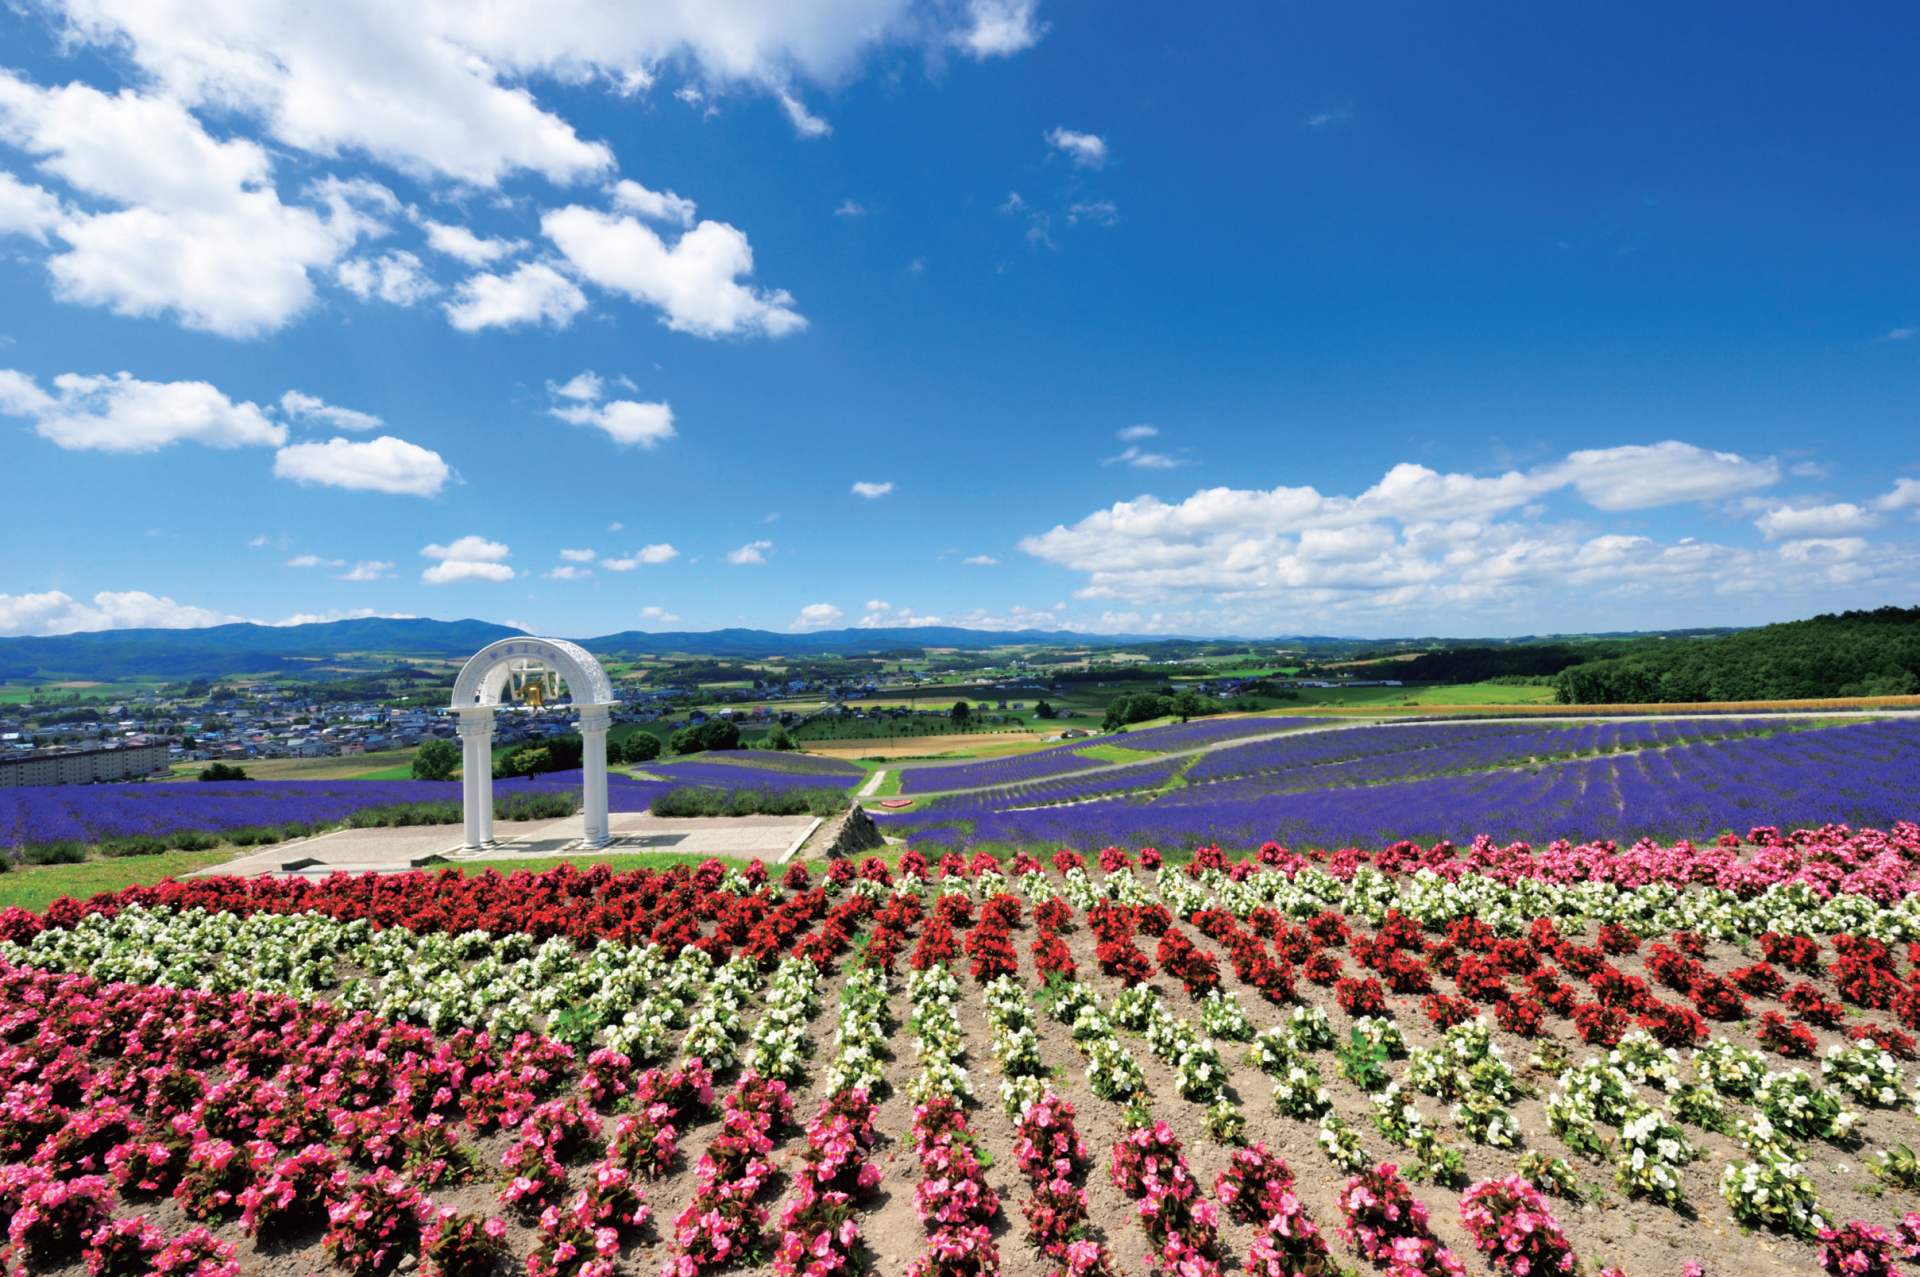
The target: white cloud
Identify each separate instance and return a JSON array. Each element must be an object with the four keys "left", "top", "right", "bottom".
[
  {"left": 1754, "top": 501, "right": 1880, "bottom": 541},
  {"left": 274, "top": 435, "right": 450, "bottom": 496},
  {"left": 281, "top": 389, "right": 382, "bottom": 431},
  {"left": 956, "top": 0, "right": 1047, "bottom": 57},
  {"left": 424, "top": 535, "right": 508, "bottom": 561},
  {"left": 1549, "top": 441, "right": 1779, "bottom": 510},
  {"left": 790, "top": 602, "right": 843, "bottom": 631},
  {"left": 545, "top": 564, "right": 591, "bottom": 580},
  {"left": 268, "top": 607, "right": 414, "bottom": 626},
  {"left": 0, "top": 72, "right": 363, "bottom": 337},
  {"left": 1067, "top": 199, "right": 1118, "bottom": 227},
  {"left": 834, "top": 199, "right": 867, "bottom": 217},
  {"left": 38, "top": 2, "right": 613, "bottom": 188},
  {"left": 550, "top": 372, "right": 605, "bottom": 402},
  {"left": 0, "top": 588, "right": 240, "bottom": 636},
  {"left": 610, "top": 180, "right": 696, "bottom": 228},
  {"left": 637, "top": 605, "right": 678, "bottom": 624},
  {"left": 607, "top": 520, "right": 625, "bottom": 531},
  {"left": 421, "top": 219, "right": 525, "bottom": 266},
  {"left": 776, "top": 90, "right": 831, "bottom": 139},
  {"left": 1106, "top": 444, "right": 1183, "bottom": 470},
  {"left": 1116, "top": 424, "right": 1158, "bottom": 441},
  {"left": 551, "top": 397, "right": 675, "bottom": 447},
  {"left": 543, "top": 204, "right": 804, "bottom": 338},
  {"left": 286, "top": 553, "right": 343, "bottom": 568},
  {"left": 864, "top": 599, "right": 889, "bottom": 611},
  {"left": 1046, "top": 127, "right": 1107, "bottom": 168},
  {"left": 1777, "top": 536, "right": 1868, "bottom": 563},
  {"left": 1875, "top": 478, "right": 1920, "bottom": 514},
  {"left": 246, "top": 534, "right": 269, "bottom": 548},
  {"left": 962, "top": 554, "right": 999, "bottom": 566},
  {"left": 0, "top": 367, "right": 284, "bottom": 451},
  {"left": 559, "top": 547, "right": 596, "bottom": 562},
  {"left": 0, "top": 172, "right": 62, "bottom": 242},
  {"left": 851, "top": 480, "right": 894, "bottom": 498},
  {"left": 1886, "top": 327, "right": 1916, "bottom": 342},
  {"left": 603, "top": 544, "right": 677, "bottom": 570},
  {"left": 1019, "top": 441, "right": 1812, "bottom": 615},
  {"left": 335, "top": 251, "right": 438, "bottom": 305},
  {"left": 24, "top": 0, "right": 1048, "bottom": 187},
  {"left": 443, "top": 261, "right": 588, "bottom": 331},
  {"left": 726, "top": 539, "right": 772, "bottom": 565},
  {"left": 339, "top": 559, "right": 394, "bottom": 580},
  {"left": 421, "top": 535, "right": 513, "bottom": 584}
]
